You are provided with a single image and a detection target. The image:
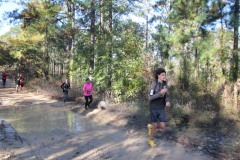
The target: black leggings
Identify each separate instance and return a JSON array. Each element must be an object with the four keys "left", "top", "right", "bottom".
[
  {"left": 84, "top": 95, "right": 93, "bottom": 107},
  {"left": 2, "top": 79, "right": 6, "bottom": 86}
]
